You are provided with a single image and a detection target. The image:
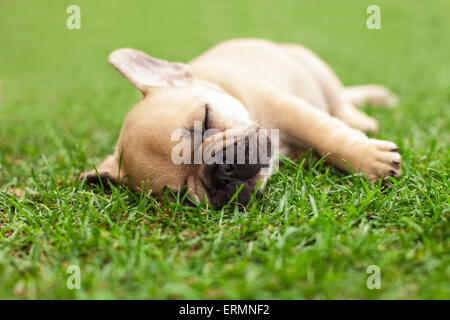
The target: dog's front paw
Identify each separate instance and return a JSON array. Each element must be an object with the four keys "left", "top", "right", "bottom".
[{"left": 355, "top": 139, "right": 402, "bottom": 181}]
